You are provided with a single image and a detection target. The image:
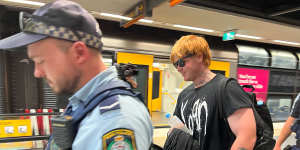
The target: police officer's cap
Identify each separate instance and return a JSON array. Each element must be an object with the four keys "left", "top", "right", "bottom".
[{"left": 0, "top": 0, "right": 103, "bottom": 51}]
